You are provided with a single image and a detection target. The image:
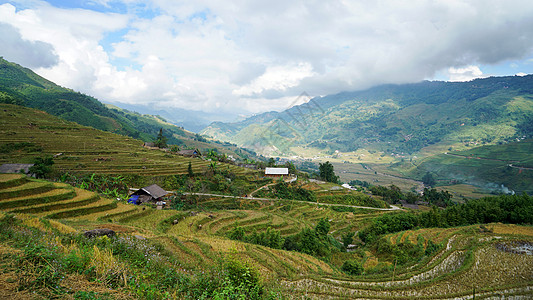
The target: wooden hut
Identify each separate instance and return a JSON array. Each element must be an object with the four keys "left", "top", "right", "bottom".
[
  {"left": 178, "top": 149, "right": 202, "bottom": 157},
  {"left": 128, "top": 184, "right": 168, "bottom": 204}
]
